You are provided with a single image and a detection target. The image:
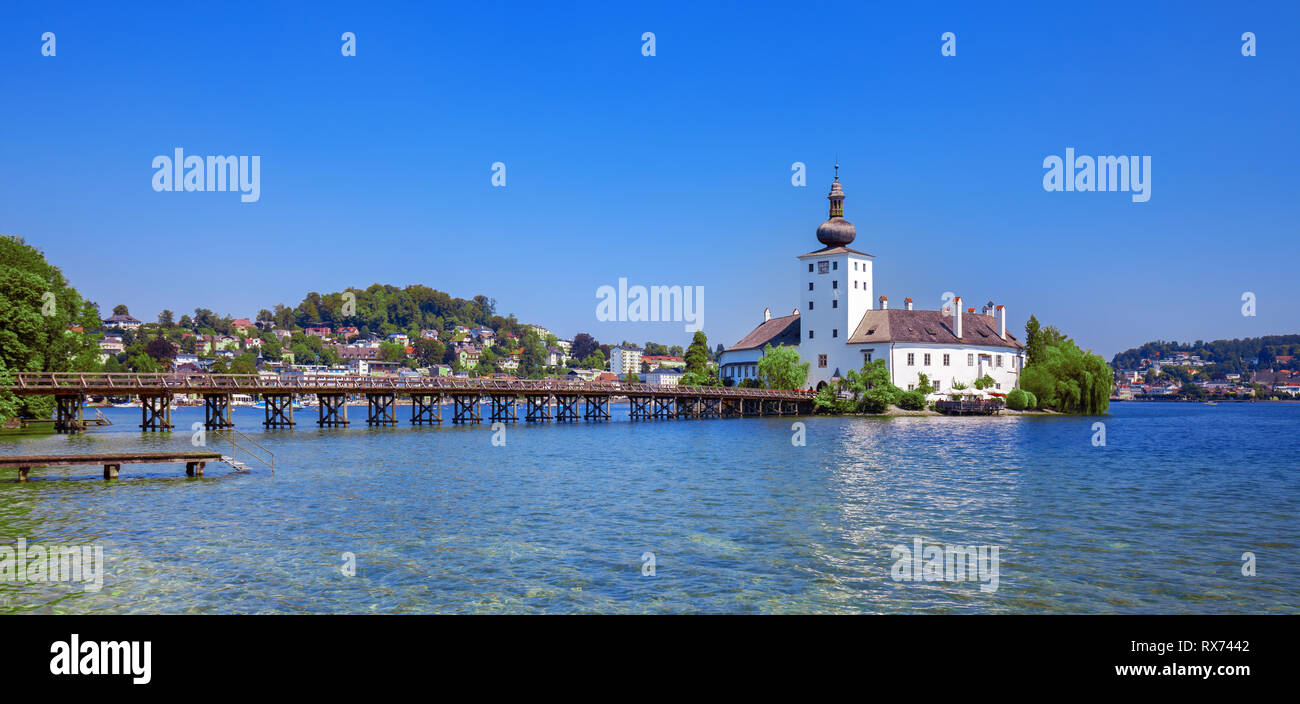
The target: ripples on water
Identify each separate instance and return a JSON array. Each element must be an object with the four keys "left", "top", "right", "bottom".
[{"left": 0, "top": 402, "right": 1295, "bottom": 613}]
